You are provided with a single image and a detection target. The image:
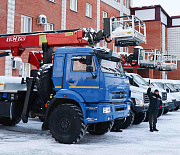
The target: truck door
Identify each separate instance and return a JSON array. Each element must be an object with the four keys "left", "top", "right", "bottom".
[
  {"left": 52, "top": 54, "right": 65, "bottom": 91},
  {"left": 63, "top": 53, "right": 100, "bottom": 102}
]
